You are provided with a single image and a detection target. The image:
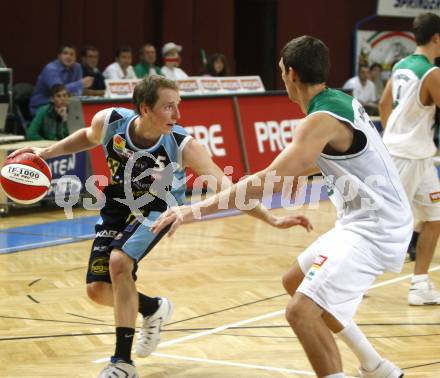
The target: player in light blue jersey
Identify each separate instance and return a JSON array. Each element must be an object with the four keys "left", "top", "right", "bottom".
[{"left": 9, "top": 75, "right": 312, "bottom": 378}]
